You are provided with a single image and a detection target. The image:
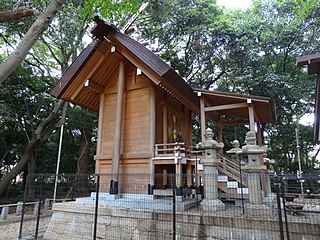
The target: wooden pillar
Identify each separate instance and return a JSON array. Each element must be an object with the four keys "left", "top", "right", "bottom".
[
  {"left": 96, "top": 94, "right": 105, "bottom": 155},
  {"left": 248, "top": 101, "right": 255, "bottom": 133},
  {"left": 176, "top": 159, "right": 182, "bottom": 188},
  {"left": 217, "top": 113, "right": 223, "bottom": 155},
  {"left": 187, "top": 162, "right": 192, "bottom": 187},
  {"left": 110, "top": 62, "right": 125, "bottom": 194},
  {"left": 148, "top": 160, "right": 155, "bottom": 194},
  {"left": 148, "top": 86, "right": 156, "bottom": 194},
  {"left": 218, "top": 124, "right": 223, "bottom": 143},
  {"left": 188, "top": 111, "right": 193, "bottom": 146},
  {"left": 257, "top": 122, "right": 263, "bottom": 146},
  {"left": 200, "top": 96, "right": 206, "bottom": 142},
  {"left": 162, "top": 101, "right": 168, "bottom": 144},
  {"left": 95, "top": 94, "right": 105, "bottom": 175},
  {"left": 149, "top": 85, "right": 156, "bottom": 156},
  {"left": 163, "top": 168, "right": 168, "bottom": 187}
]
